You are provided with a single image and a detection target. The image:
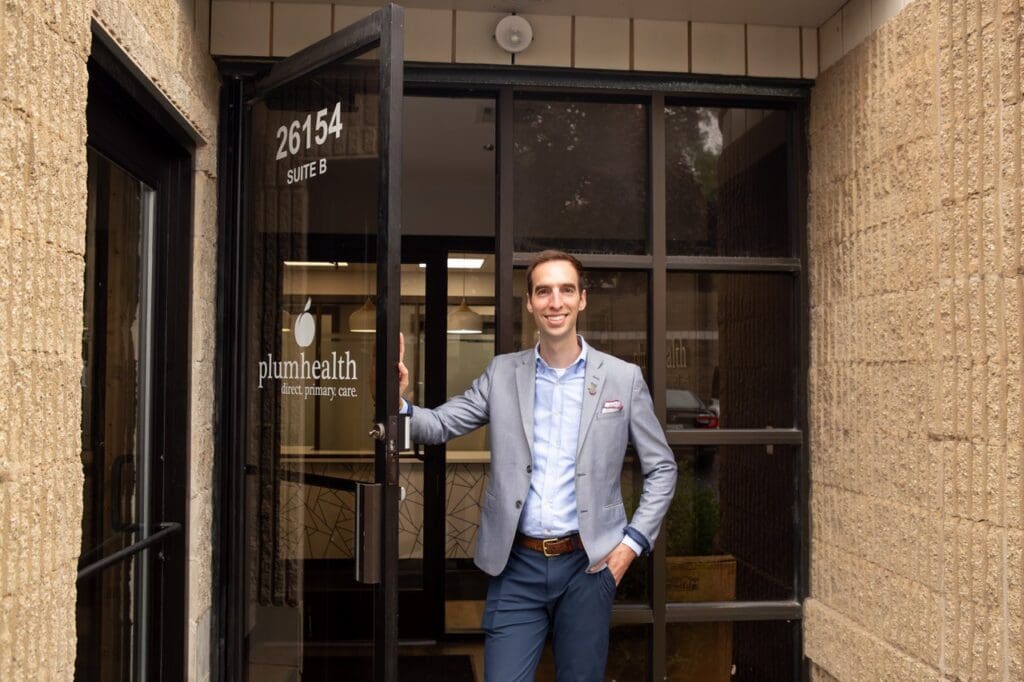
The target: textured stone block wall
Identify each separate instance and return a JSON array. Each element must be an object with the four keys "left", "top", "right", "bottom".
[
  {"left": 0, "top": 0, "right": 219, "bottom": 679},
  {"left": 806, "top": 0, "right": 1023, "bottom": 679}
]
